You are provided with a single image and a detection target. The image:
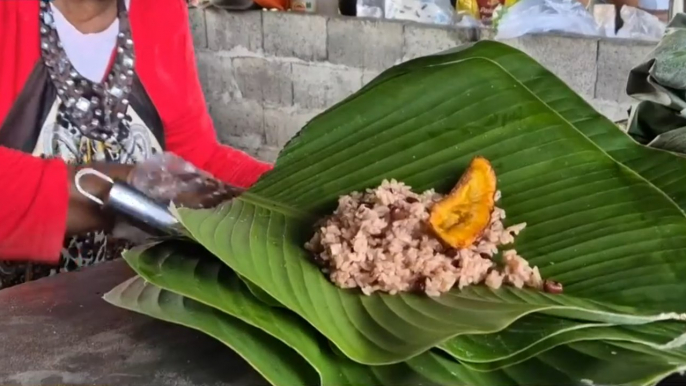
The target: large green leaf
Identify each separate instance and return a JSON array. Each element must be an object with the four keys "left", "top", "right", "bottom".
[
  {"left": 173, "top": 40, "right": 686, "bottom": 365},
  {"left": 123, "top": 239, "right": 686, "bottom": 371},
  {"left": 460, "top": 321, "right": 686, "bottom": 371},
  {"left": 102, "top": 275, "right": 318, "bottom": 386},
  {"left": 444, "top": 315, "right": 686, "bottom": 370},
  {"left": 113, "top": 243, "right": 686, "bottom": 386},
  {"left": 121, "top": 242, "right": 383, "bottom": 386},
  {"left": 125, "top": 240, "right": 684, "bottom": 374},
  {"left": 121, "top": 242, "right": 566, "bottom": 375},
  {"left": 177, "top": 199, "right": 685, "bottom": 365},
  {"left": 522, "top": 340, "right": 683, "bottom": 386},
  {"left": 440, "top": 314, "right": 607, "bottom": 363}
]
